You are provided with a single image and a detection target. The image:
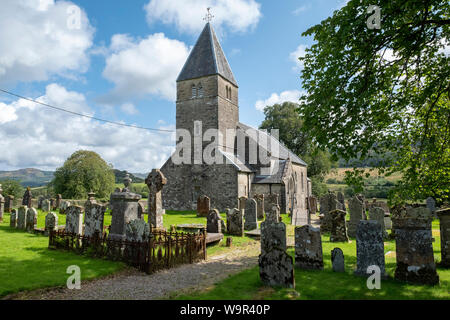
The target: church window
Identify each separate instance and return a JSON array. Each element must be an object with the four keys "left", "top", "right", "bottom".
[
  {"left": 301, "top": 172, "right": 304, "bottom": 192},
  {"left": 191, "top": 84, "right": 197, "bottom": 98},
  {"left": 229, "top": 87, "right": 232, "bottom": 100},
  {"left": 198, "top": 83, "right": 203, "bottom": 97}
]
